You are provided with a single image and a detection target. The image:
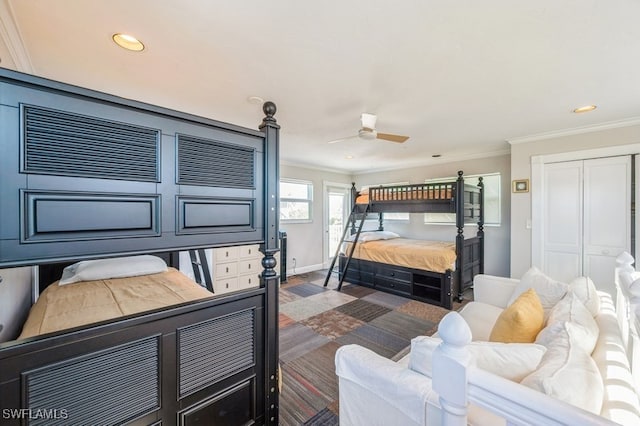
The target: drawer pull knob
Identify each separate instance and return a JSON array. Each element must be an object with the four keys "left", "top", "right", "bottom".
[
  {"left": 390, "top": 272, "right": 395, "bottom": 276},
  {"left": 226, "top": 267, "right": 229, "bottom": 273},
  {"left": 248, "top": 264, "right": 251, "bottom": 269},
  {"left": 249, "top": 278, "right": 252, "bottom": 284},
  {"left": 225, "top": 283, "right": 229, "bottom": 288},
  {"left": 249, "top": 249, "right": 252, "bottom": 254}
]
